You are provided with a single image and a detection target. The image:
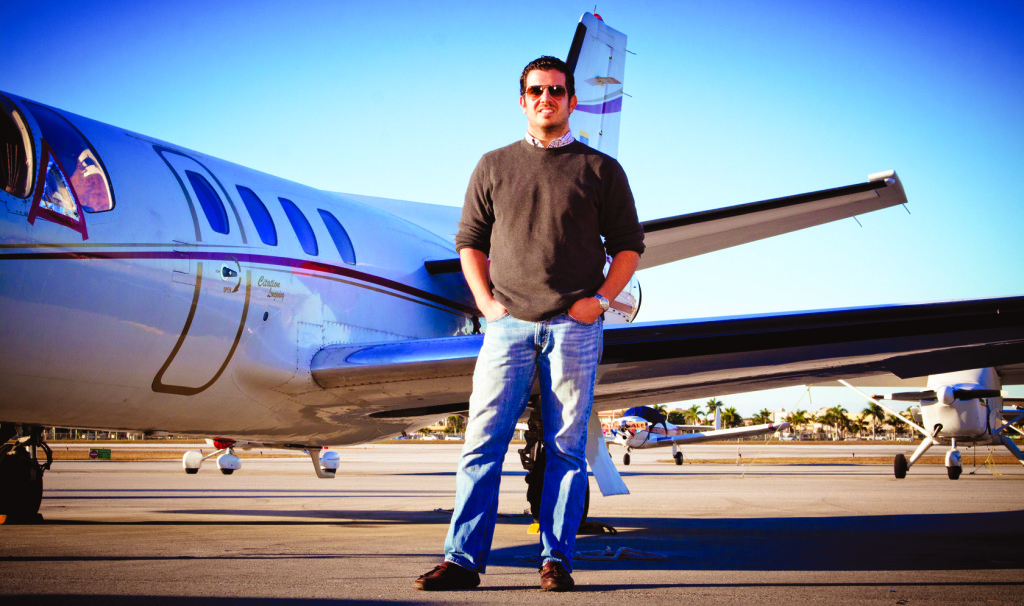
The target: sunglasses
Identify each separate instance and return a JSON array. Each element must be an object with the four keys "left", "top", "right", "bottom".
[{"left": 524, "top": 84, "right": 568, "bottom": 99}]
